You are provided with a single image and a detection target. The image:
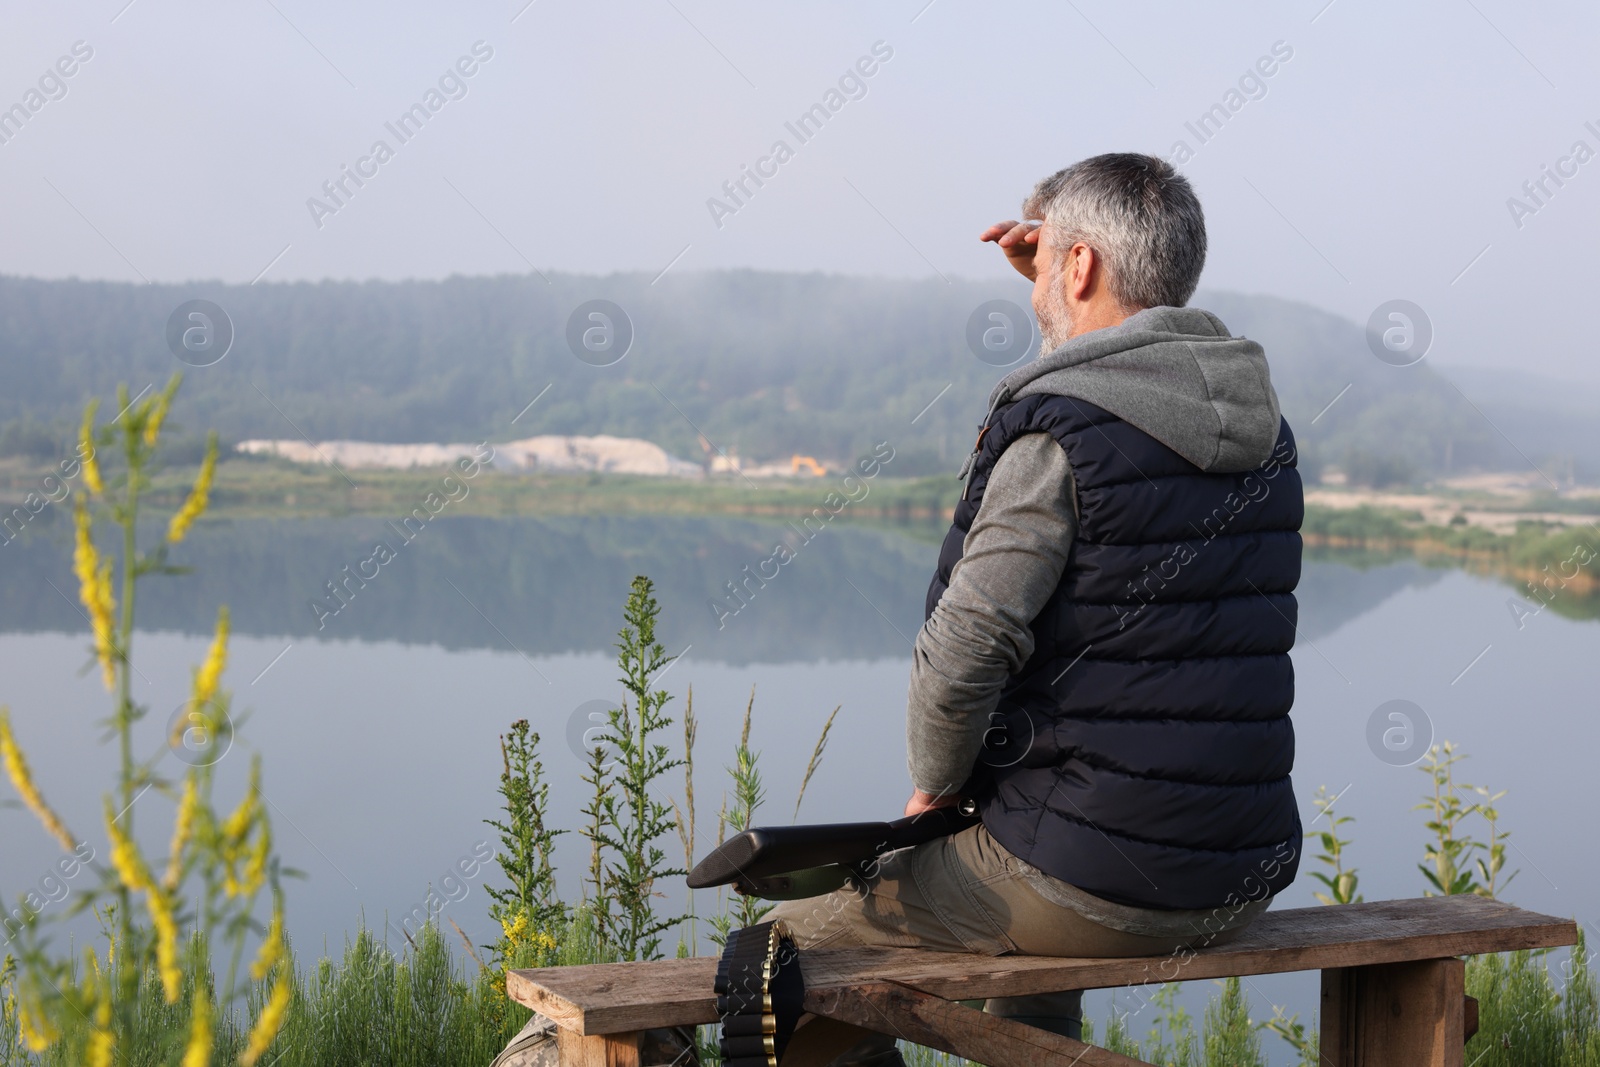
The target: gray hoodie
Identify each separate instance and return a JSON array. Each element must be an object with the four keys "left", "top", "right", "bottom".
[
  {"left": 908, "top": 305, "right": 1284, "bottom": 795},
  {"left": 973, "top": 303, "right": 1283, "bottom": 477}
]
